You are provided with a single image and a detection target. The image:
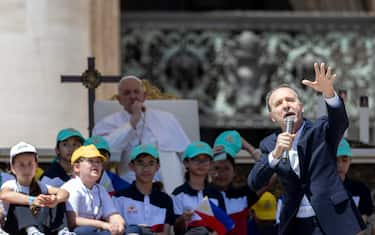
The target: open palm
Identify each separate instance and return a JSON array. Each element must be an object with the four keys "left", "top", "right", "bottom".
[{"left": 302, "top": 62, "right": 337, "bottom": 97}]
